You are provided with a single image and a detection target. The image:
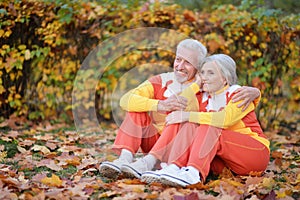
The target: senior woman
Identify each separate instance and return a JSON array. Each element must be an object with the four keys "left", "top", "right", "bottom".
[{"left": 141, "top": 54, "right": 270, "bottom": 187}]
